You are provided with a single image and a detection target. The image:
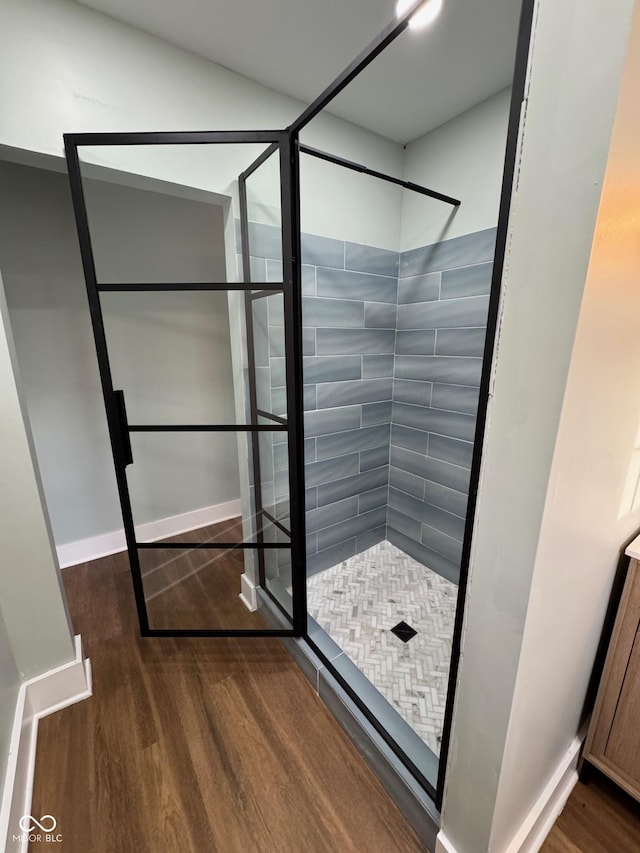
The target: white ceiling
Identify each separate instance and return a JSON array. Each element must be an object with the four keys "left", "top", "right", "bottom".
[{"left": 75, "top": 0, "right": 522, "bottom": 144}]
